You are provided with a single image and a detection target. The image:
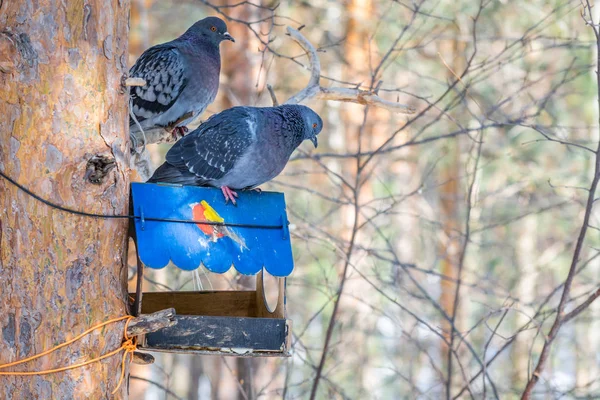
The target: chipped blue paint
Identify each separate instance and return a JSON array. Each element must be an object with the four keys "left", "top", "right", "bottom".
[{"left": 131, "top": 182, "right": 294, "bottom": 277}]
